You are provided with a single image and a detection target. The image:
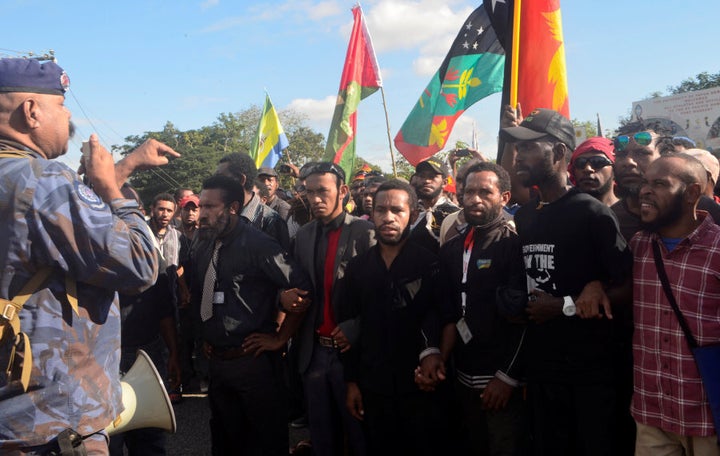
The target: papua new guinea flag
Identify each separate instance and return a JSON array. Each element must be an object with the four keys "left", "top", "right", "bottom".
[
  {"left": 514, "top": 0, "right": 570, "bottom": 118},
  {"left": 395, "top": 1, "right": 509, "bottom": 166}
]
